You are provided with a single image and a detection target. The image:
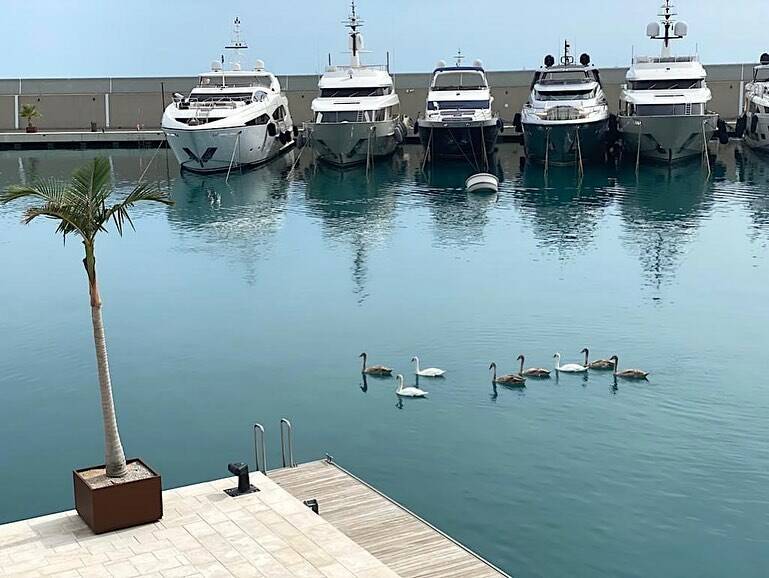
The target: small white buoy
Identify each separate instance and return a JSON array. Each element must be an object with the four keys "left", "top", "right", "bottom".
[{"left": 465, "top": 172, "right": 499, "bottom": 194}]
